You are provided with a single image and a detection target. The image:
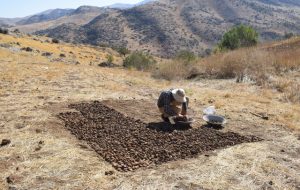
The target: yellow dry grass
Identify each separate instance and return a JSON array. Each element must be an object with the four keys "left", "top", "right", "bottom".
[
  {"left": 0, "top": 33, "right": 300, "bottom": 189},
  {"left": 196, "top": 37, "right": 300, "bottom": 104},
  {"left": 0, "top": 33, "right": 124, "bottom": 66}
]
